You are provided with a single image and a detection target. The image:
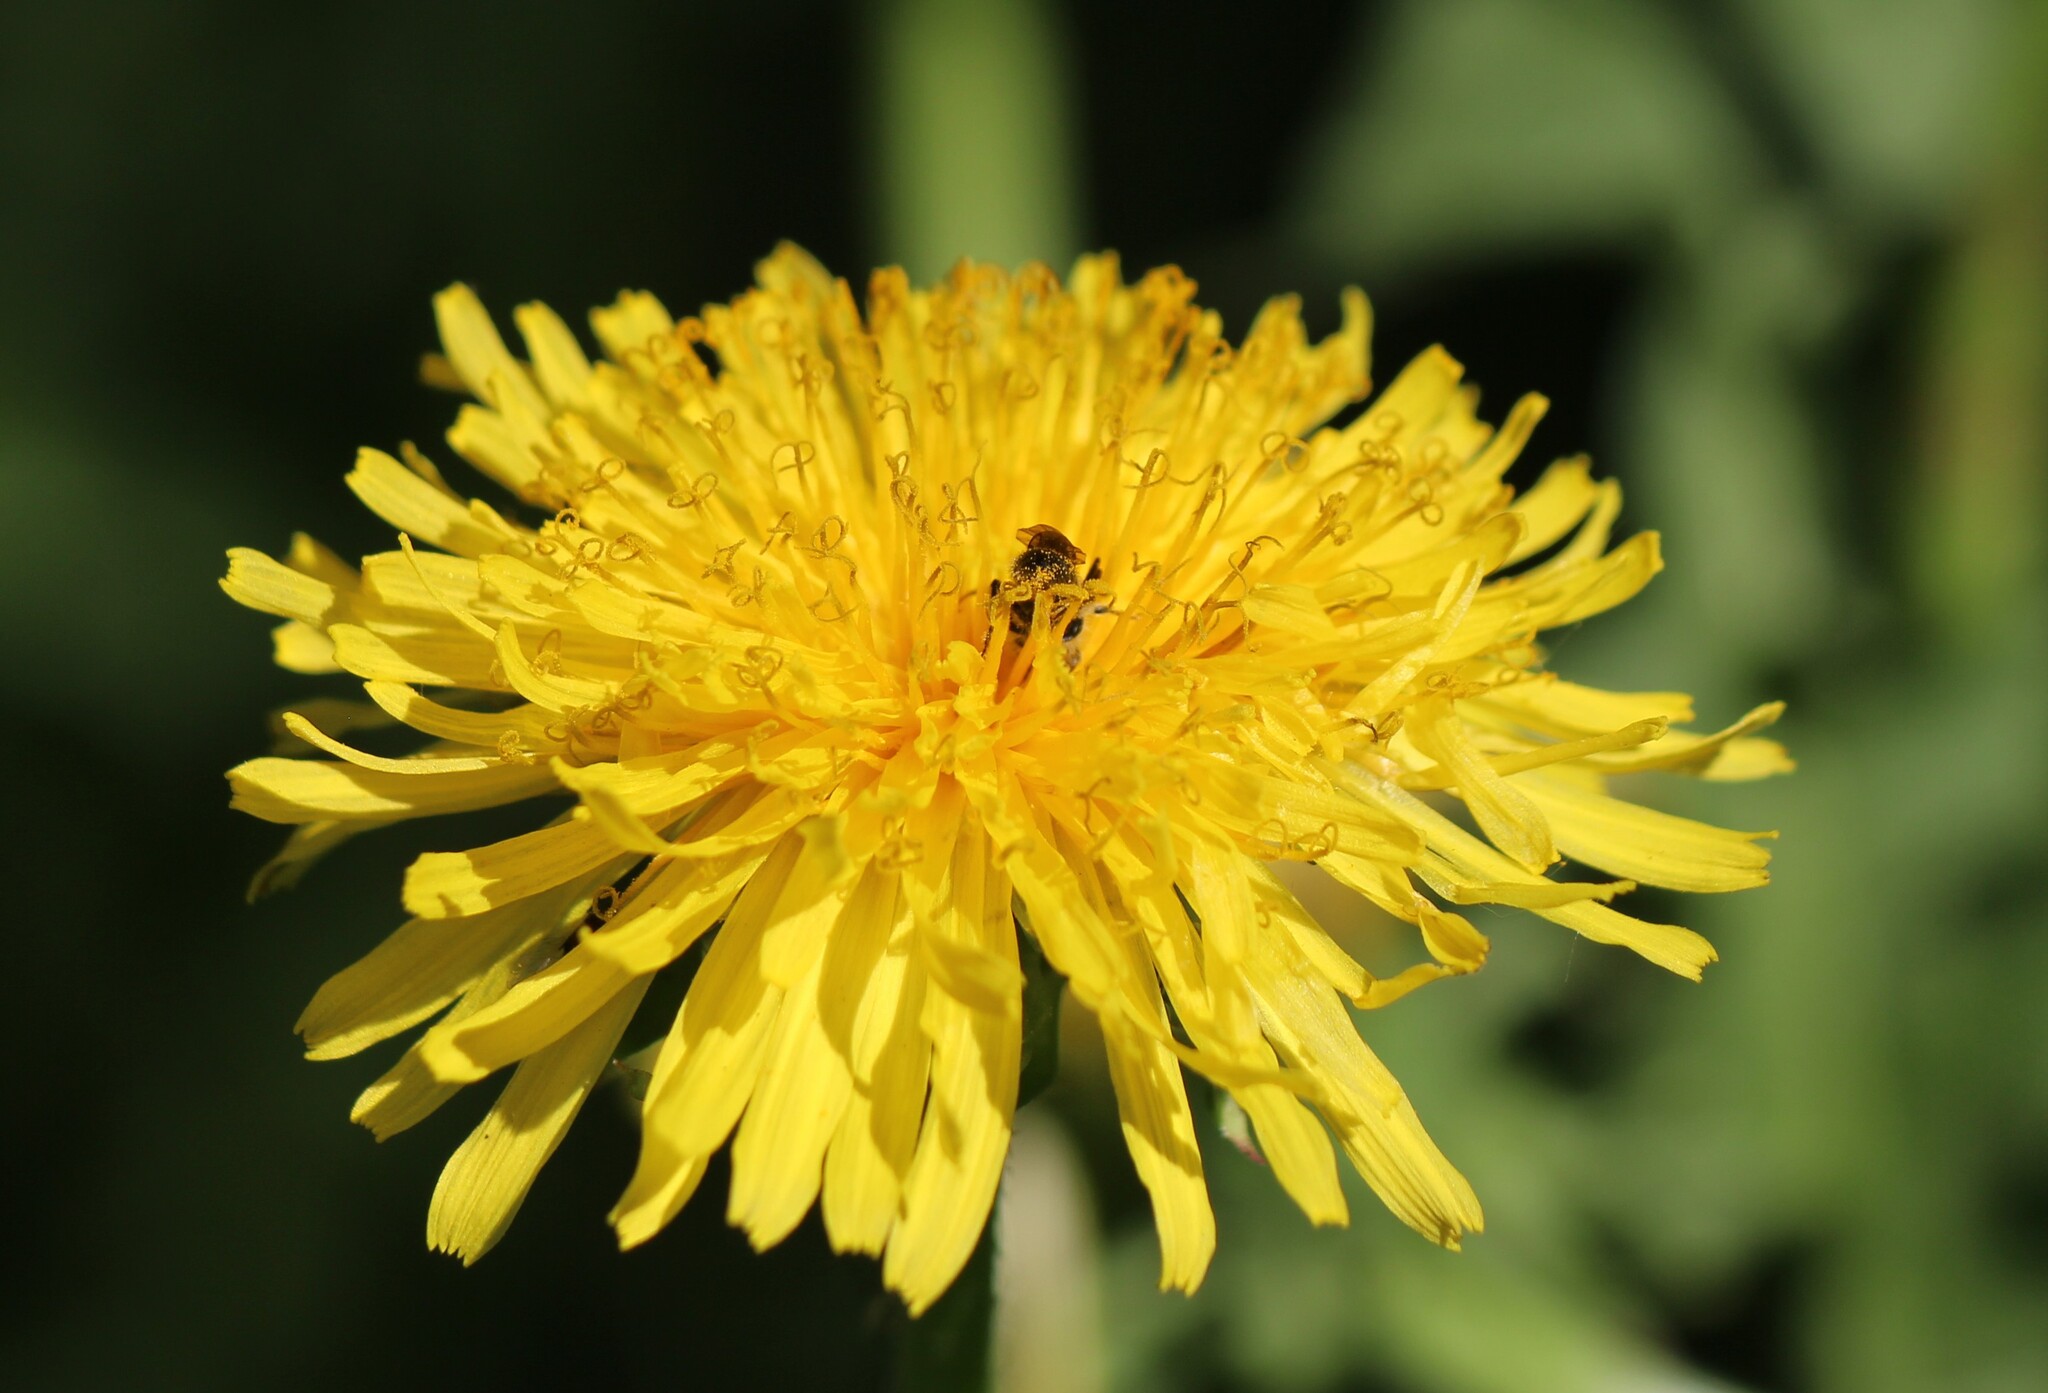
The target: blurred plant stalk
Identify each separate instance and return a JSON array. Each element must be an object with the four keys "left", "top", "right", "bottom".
[
  {"left": 1910, "top": 5, "right": 2048, "bottom": 641},
  {"left": 873, "top": 0, "right": 1081, "bottom": 281}
]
